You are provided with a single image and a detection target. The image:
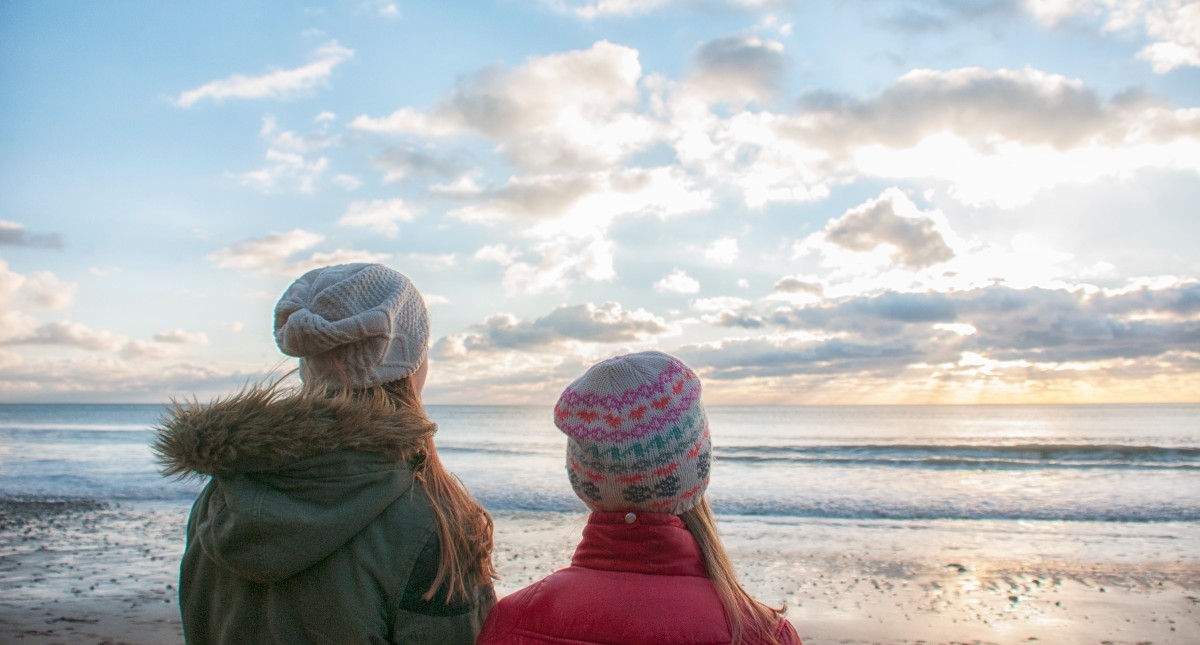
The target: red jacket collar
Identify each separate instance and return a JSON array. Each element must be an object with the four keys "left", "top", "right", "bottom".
[{"left": 570, "top": 512, "right": 709, "bottom": 578}]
